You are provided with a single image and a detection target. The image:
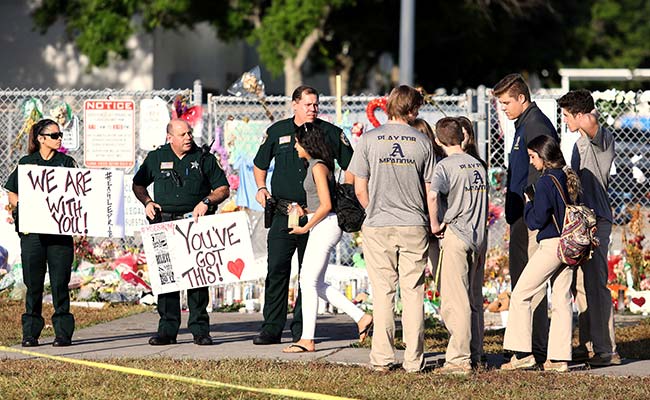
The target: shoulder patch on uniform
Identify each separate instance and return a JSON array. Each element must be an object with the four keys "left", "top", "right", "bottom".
[
  {"left": 260, "top": 133, "right": 268, "bottom": 145},
  {"left": 340, "top": 132, "right": 351, "bottom": 146}
]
